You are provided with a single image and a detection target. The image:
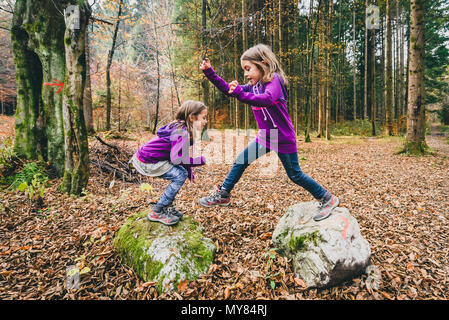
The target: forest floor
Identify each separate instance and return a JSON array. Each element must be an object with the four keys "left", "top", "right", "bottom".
[{"left": 0, "top": 115, "right": 448, "bottom": 300}]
